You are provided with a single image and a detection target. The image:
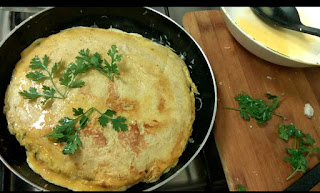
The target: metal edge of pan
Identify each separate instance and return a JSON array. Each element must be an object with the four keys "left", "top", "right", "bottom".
[
  {"left": 0, "top": 7, "right": 54, "bottom": 191},
  {"left": 143, "top": 6, "right": 218, "bottom": 191}
]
